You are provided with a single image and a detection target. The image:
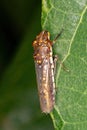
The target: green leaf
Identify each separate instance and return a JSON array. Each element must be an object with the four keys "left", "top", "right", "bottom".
[{"left": 42, "top": 0, "right": 87, "bottom": 130}]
